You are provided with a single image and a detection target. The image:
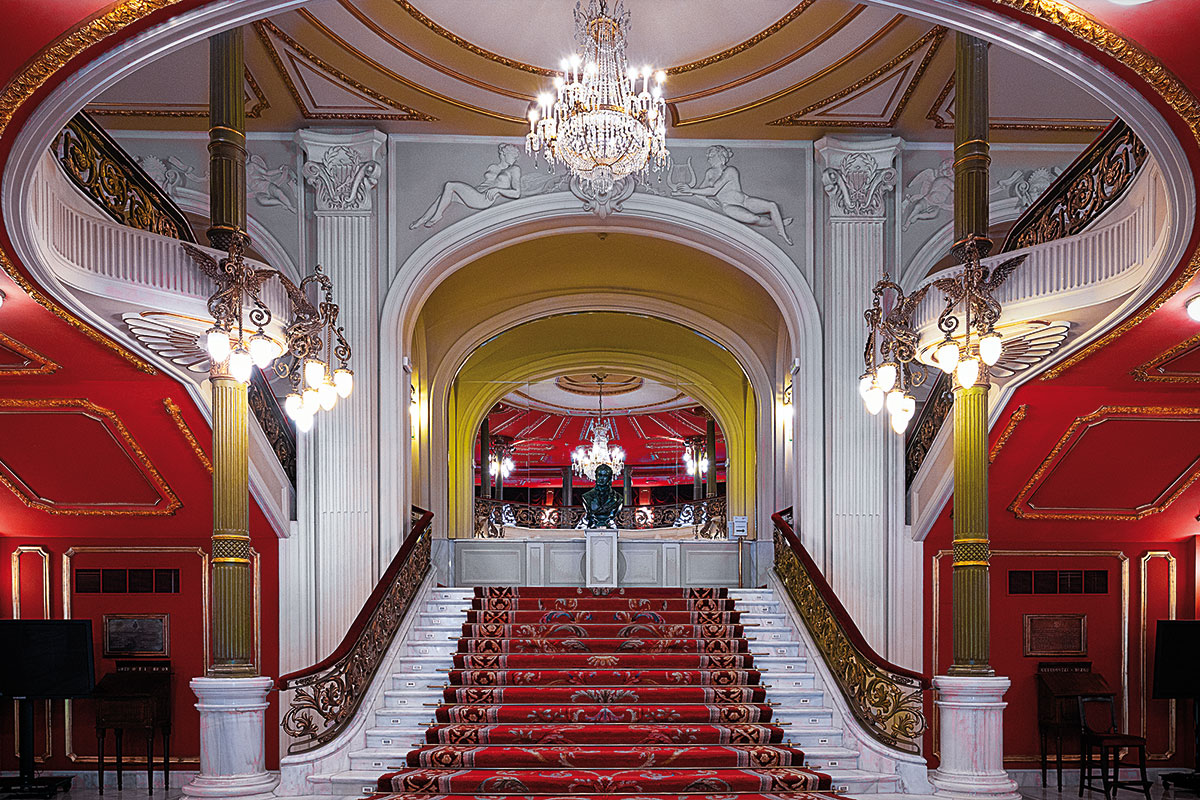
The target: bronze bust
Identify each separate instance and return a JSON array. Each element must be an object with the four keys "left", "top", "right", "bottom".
[{"left": 581, "top": 463, "right": 624, "bottom": 529}]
